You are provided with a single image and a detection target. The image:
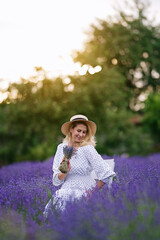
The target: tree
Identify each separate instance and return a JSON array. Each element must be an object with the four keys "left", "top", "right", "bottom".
[
  {"left": 144, "top": 93, "right": 160, "bottom": 151},
  {"left": 72, "top": 0, "right": 160, "bottom": 111},
  {"left": 1, "top": 0, "right": 159, "bottom": 164},
  {"left": 65, "top": 66, "right": 153, "bottom": 156},
  {"left": 0, "top": 70, "right": 69, "bottom": 165}
]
